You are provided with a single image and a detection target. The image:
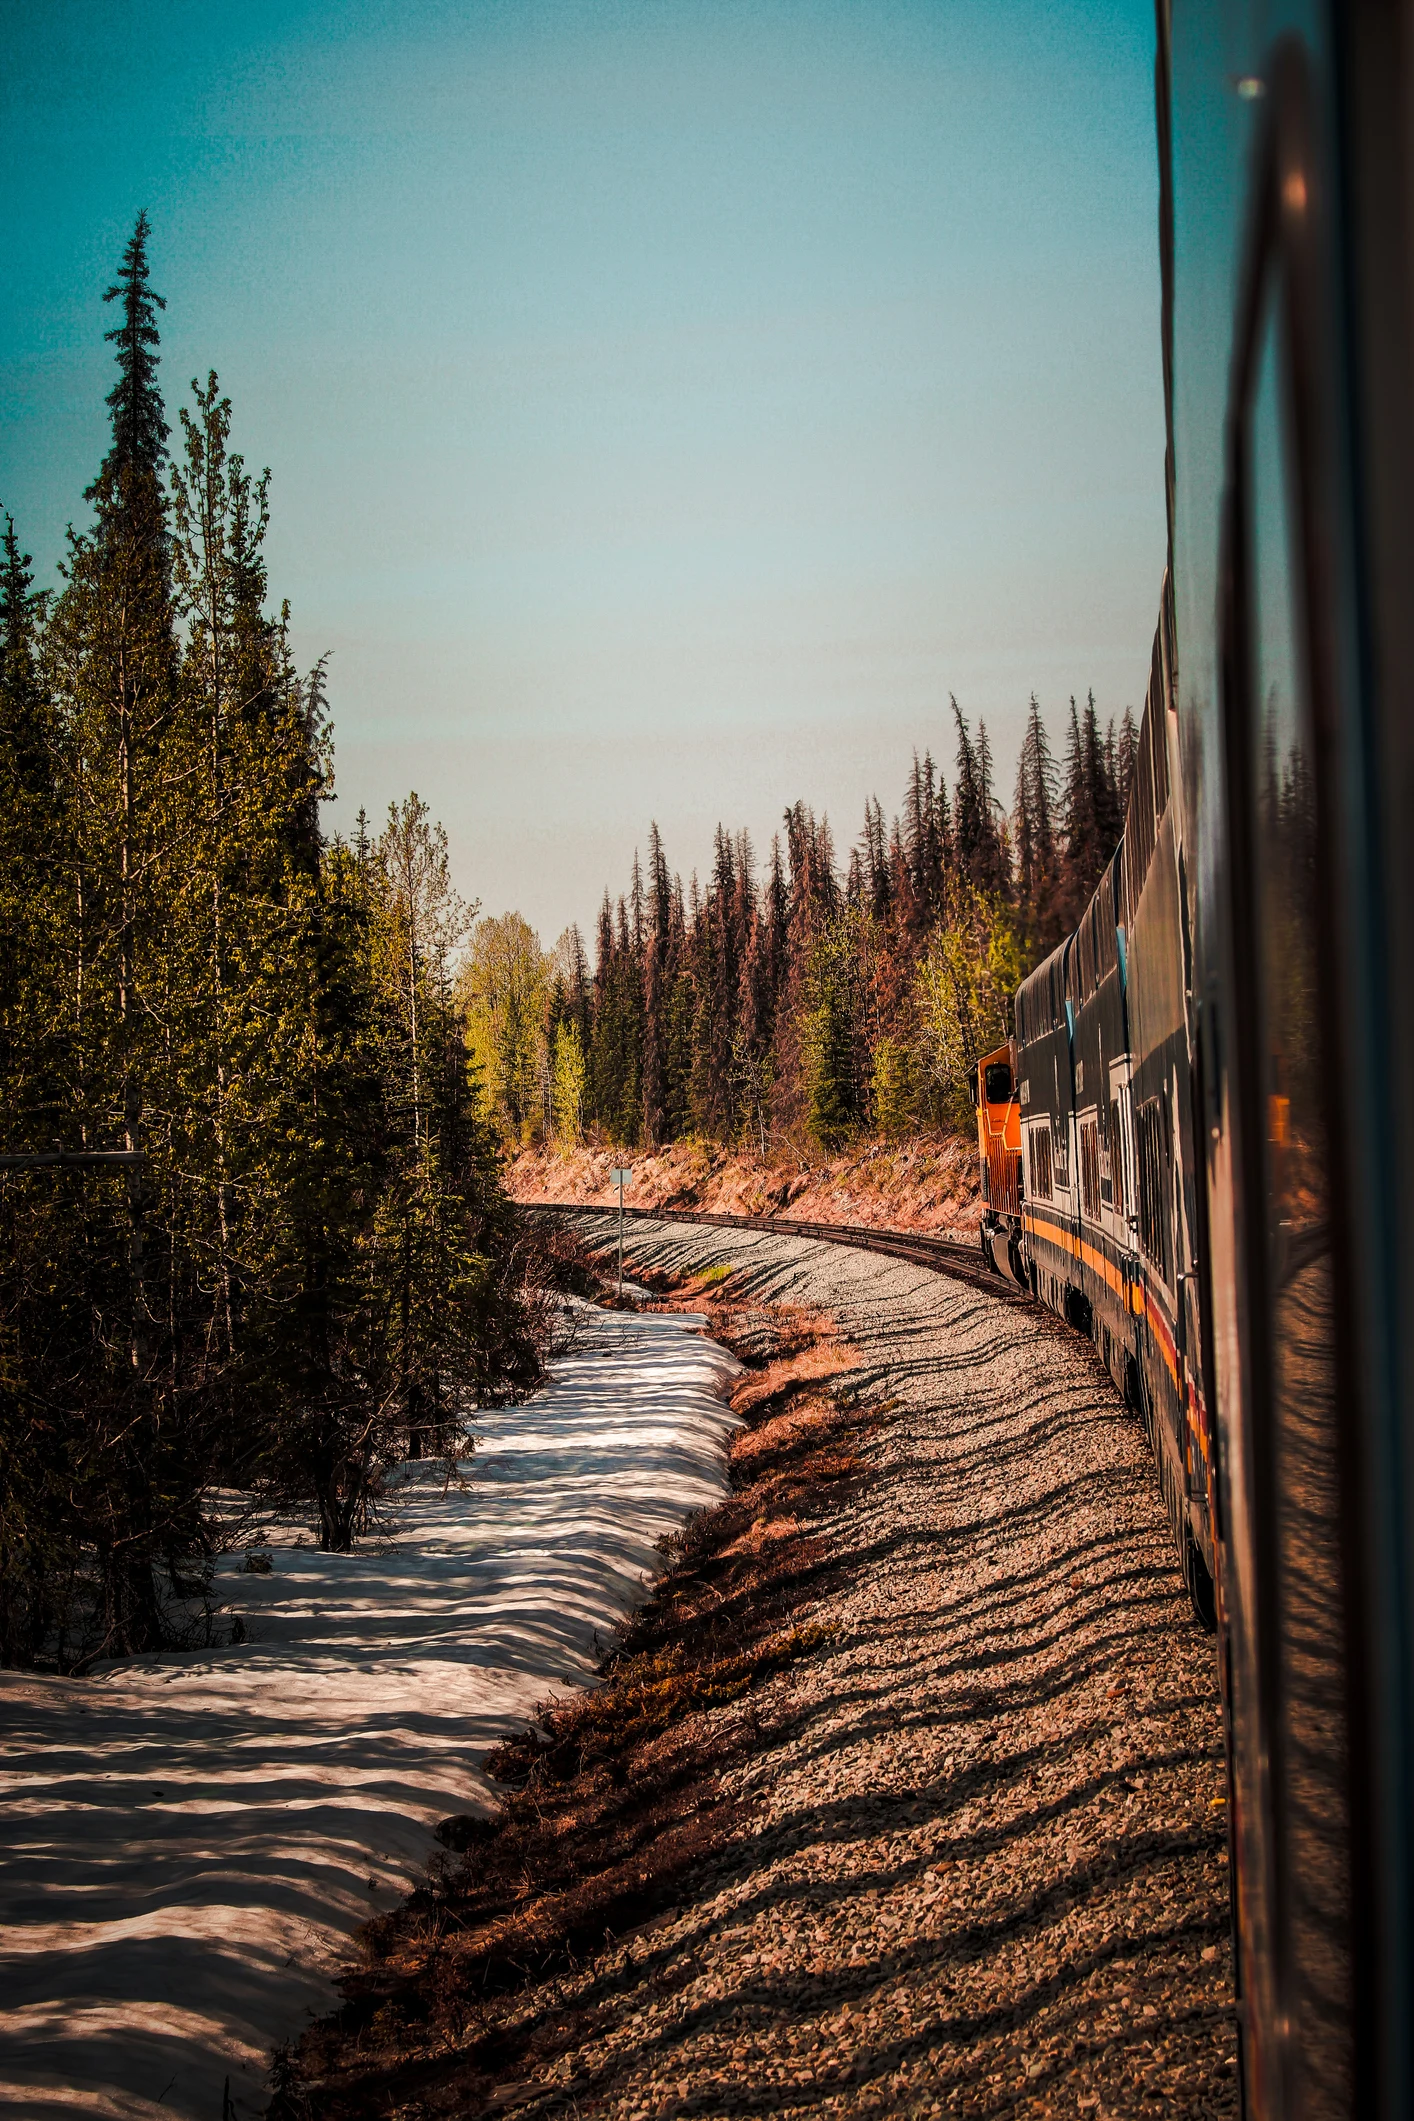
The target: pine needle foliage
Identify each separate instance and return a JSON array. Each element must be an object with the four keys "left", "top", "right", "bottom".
[
  {"left": 0, "top": 221, "right": 540, "bottom": 1667},
  {"left": 472, "top": 692, "right": 1129, "bottom": 1161}
]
